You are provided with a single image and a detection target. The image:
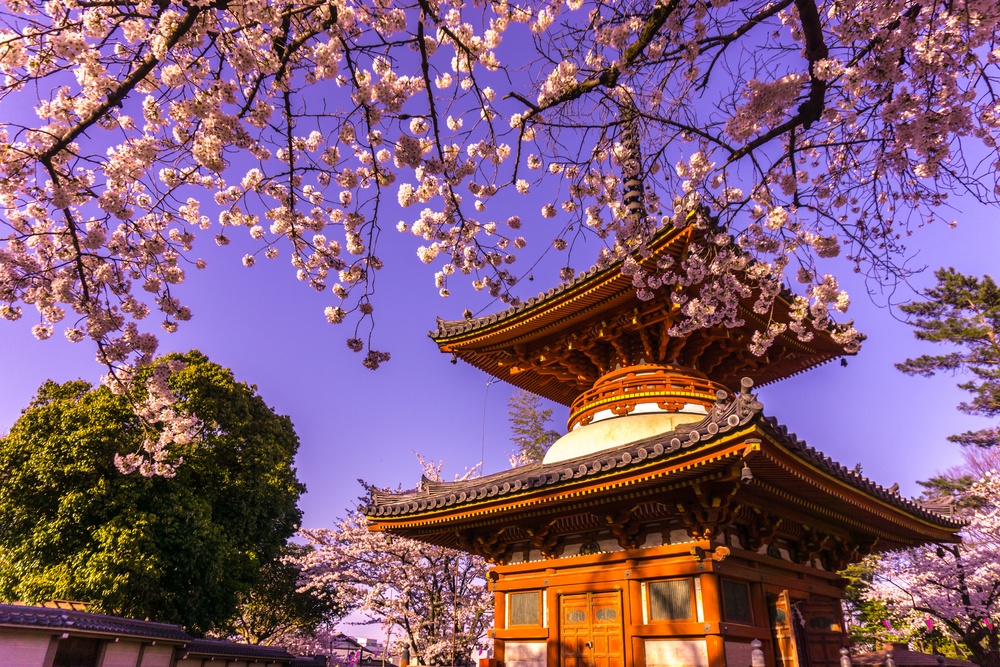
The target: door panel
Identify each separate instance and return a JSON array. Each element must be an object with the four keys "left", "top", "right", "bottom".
[
  {"left": 799, "top": 599, "right": 847, "bottom": 667},
  {"left": 768, "top": 591, "right": 803, "bottom": 667},
  {"left": 560, "top": 592, "right": 624, "bottom": 667},
  {"left": 768, "top": 592, "right": 847, "bottom": 667}
]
